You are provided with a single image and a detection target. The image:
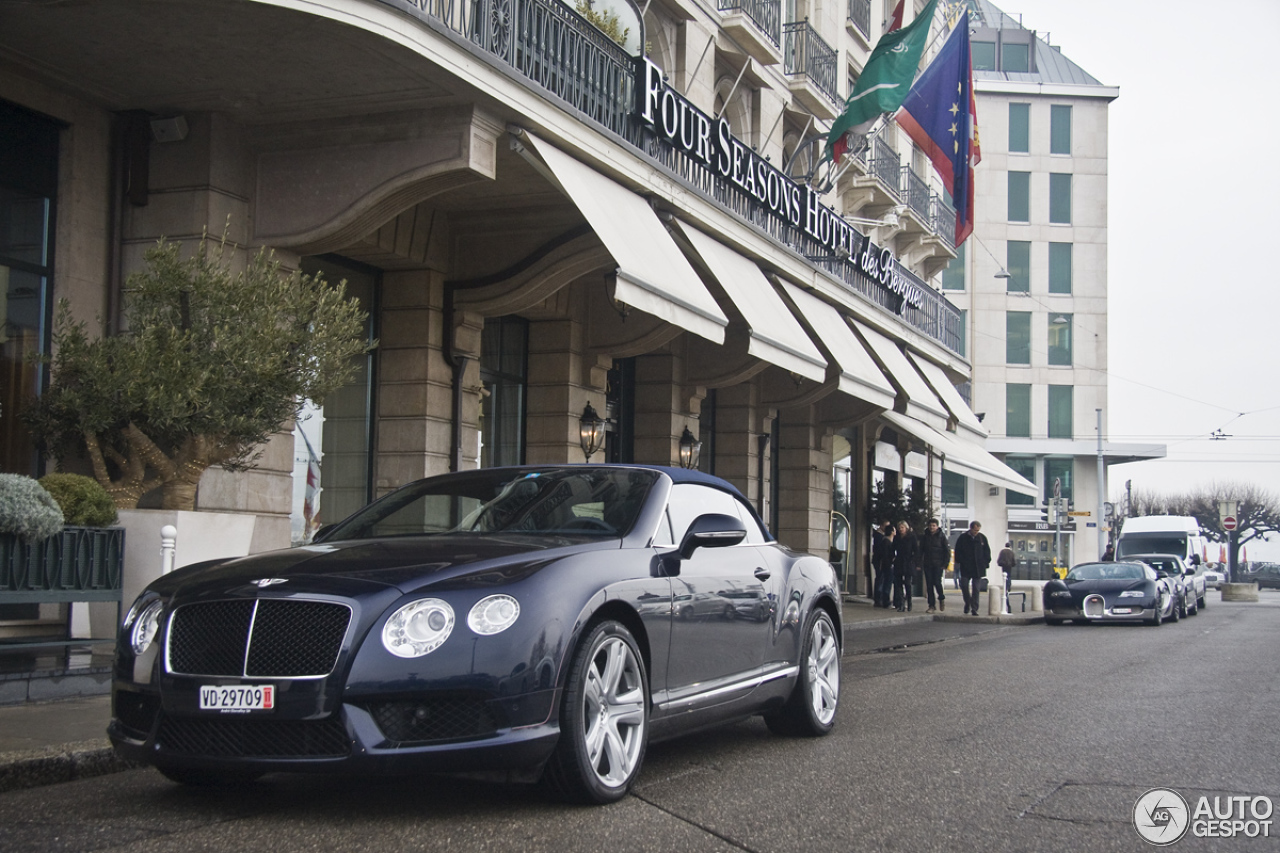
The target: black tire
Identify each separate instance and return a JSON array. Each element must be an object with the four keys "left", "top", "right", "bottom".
[
  {"left": 157, "top": 766, "right": 263, "bottom": 787},
  {"left": 1168, "top": 597, "right": 1180, "bottom": 622},
  {"left": 1147, "top": 600, "right": 1163, "bottom": 627},
  {"left": 542, "top": 620, "right": 648, "bottom": 804},
  {"left": 1198, "top": 594, "right": 1207, "bottom": 610},
  {"left": 764, "top": 609, "right": 840, "bottom": 737}
]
